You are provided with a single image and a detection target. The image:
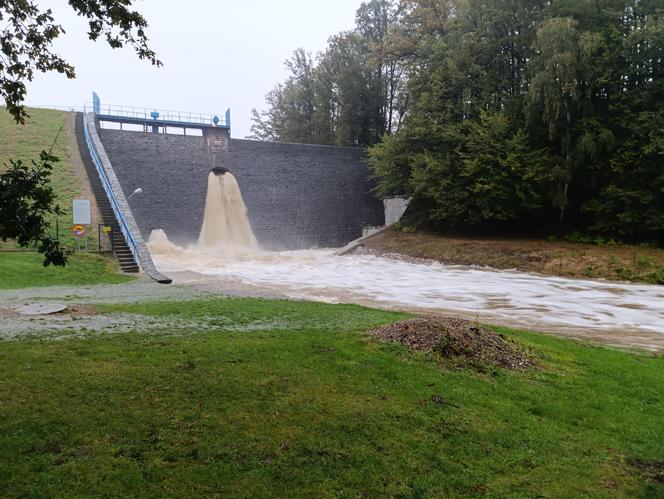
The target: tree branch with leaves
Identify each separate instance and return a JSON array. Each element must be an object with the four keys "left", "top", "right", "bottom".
[
  {"left": 0, "top": 0, "right": 161, "bottom": 123},
  {"left": 0, "top": 0, "right": 160, "bottom": 265},
  {"left": 0, "top": 149, "right": 66, "bottom": 266}
]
